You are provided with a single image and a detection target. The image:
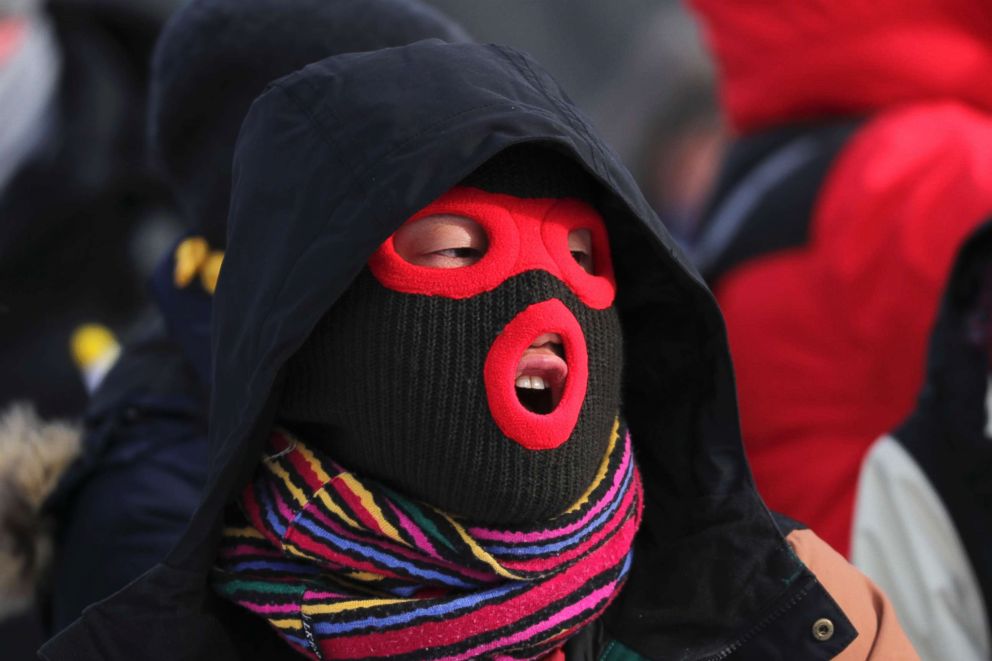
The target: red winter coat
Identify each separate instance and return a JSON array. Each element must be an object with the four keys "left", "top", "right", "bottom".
[{"left": 689, "top": 0, "right": 992, "bottom": 556}]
